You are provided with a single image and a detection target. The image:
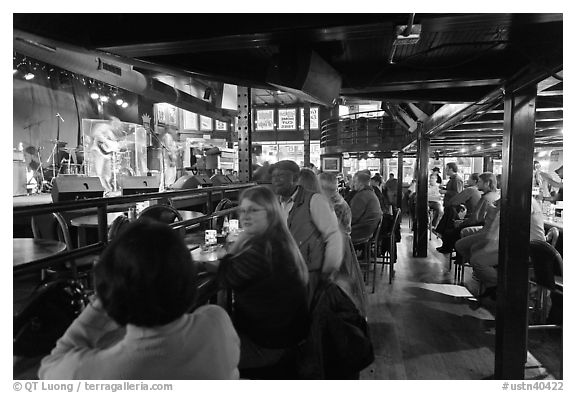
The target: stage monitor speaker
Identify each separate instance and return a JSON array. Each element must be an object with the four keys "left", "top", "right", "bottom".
[
  {"left": 51, "top": 176, "right": 104, "bottom": 203},
  {"left": 210, "top": 174, "right": 232, "bottom": 186},
  {"left": 121, "top": 176, "right": 160, "bottom": 195},
  {"left": 172, "top": 175, "right": 214, "bottom": 190}
]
